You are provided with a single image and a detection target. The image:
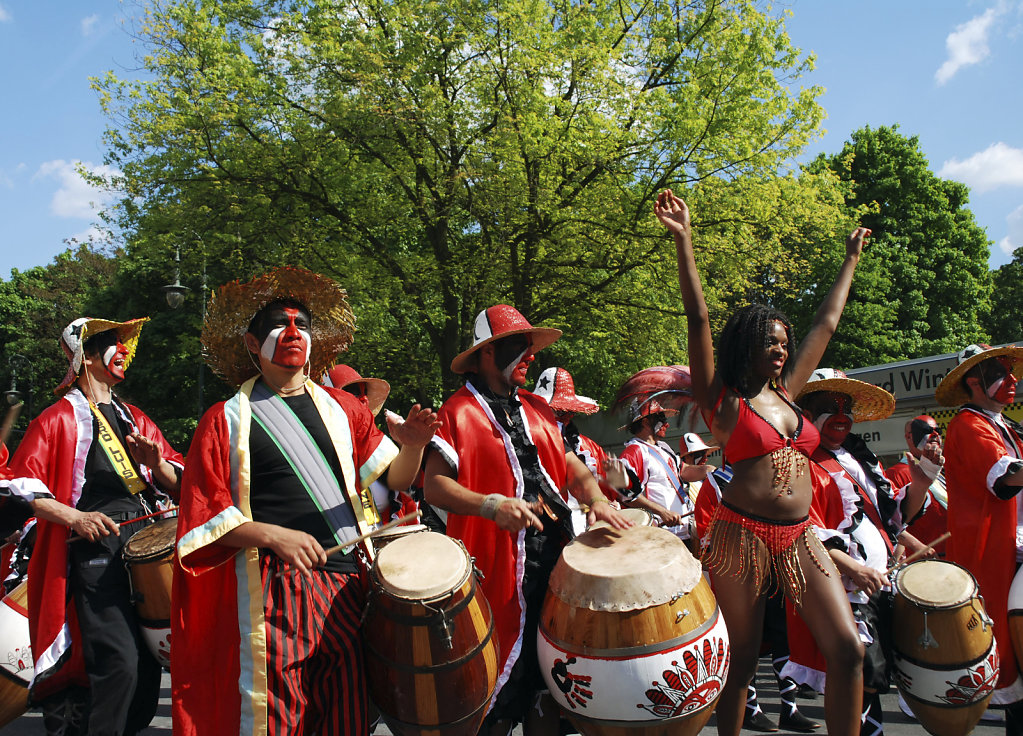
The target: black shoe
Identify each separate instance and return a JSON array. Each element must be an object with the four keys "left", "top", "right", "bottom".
[
  {"left": 743, "top": 710, "right": 779, "bottom": 732},
  {"left": 796, "top": 683, "right": 818, "bottom": 700},
  {"left": 779, "top": 709, "right": 821, "bottom": 733}
]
